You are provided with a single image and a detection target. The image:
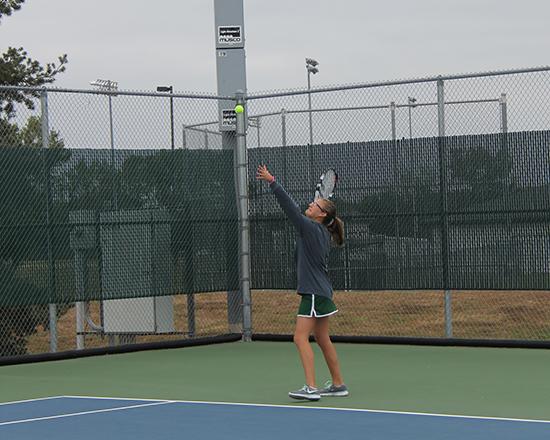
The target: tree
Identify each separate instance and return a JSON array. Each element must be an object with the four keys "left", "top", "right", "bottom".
[
  {"left": 64, "top": 159, "right": 116, "bottom": 211},
  {"left": 0, "top": 48, "right": 68, "bottom": 117},
  {"left": 0, "top": 140, "right": 73, "bottom": 356},
  {"left": 1, "top": 1, "right": 68, "bottom": 118},
  {"left": 449, "top": 147, "right": 512, "bottom": 208},
  {"left": 0, "top": 0, "right": 70, "bottom": 356},
  {"left": 0, "top": 0, "right": 25, "bottom": 18},
  {"left": 18, "top": 115, "right": 65, "bottom": 148}
]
